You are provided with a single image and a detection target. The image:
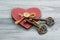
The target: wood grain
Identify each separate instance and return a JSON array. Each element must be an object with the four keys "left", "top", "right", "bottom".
[{"left": 0, "top": 0, "right": 60, "bottom": 40}]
